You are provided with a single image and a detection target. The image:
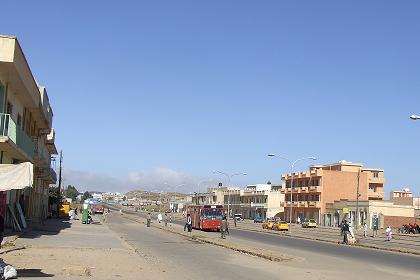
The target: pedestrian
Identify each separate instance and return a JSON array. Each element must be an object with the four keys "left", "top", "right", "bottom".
[
  {"left": 146, "top": 212, "right": 151, "bottom": 227},
  {"left": 297, "top": 216, "right": 301, "bottom": 225},
  {"left": 169, "top": 213, "right": 172, "bottom": 226},
  {"left": 164, "top": 213, "right": 168, "bottom": 227},
  {"left": 234, "top": 216, "right": 237, "bottom": 228},
  {"left": 342, "top": 220, "right": 350, "bottom": 244},
  {"left": 373, "top": 221, "right": 378, "bottom": 237},
  {"left": 157, "top": 213, "right": 163, "bottom": 223},
  {"left": 221, "top": 216, "right": 228, "bottom": 239},
  {"left": 386, "top": 226, "right": 393, "bottom": 241},
  {"left": 363, "top": 222, "right": 368, "bottom": 238},
  {"left": 0, "top": 214, "right": 4, "bottom": 249},
  {"left": 184, "top": 213, "right": 192, "bottom": 232}
]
